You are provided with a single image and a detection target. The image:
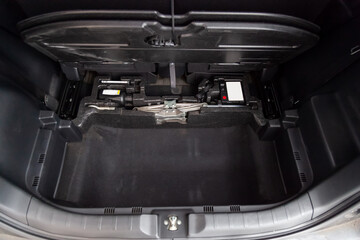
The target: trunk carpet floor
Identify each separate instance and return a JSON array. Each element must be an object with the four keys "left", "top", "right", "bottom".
[{"left": 55, "top": 125, "right": 286, "bottom": 207}]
